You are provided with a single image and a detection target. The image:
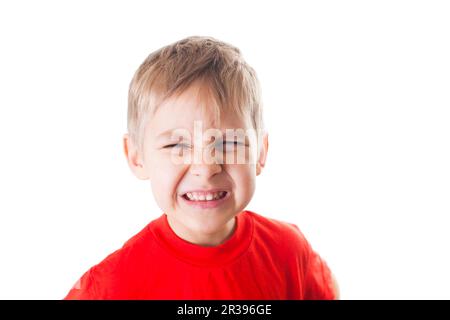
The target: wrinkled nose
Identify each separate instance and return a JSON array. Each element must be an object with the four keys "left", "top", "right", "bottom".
[
  {"left": 186, "top": 139, "right": 224, "bottom": 178},
  {"left": 188, "top": 161, "right": 223, "bottom": 178}
]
